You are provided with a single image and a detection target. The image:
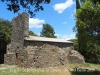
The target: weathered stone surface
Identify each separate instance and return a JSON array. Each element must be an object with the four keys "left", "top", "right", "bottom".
[
  {"left": 9, "top": 12, "right": 29, "bottom": 53},
  {"left": 65, "top": 47, "right": 85, "bottom": 64},
  {"left": 17, "top": 44, "right": 68, "bottom": 68},
  {"left": 24, "top": 40, "right": 73, "bottom": 51},
  {"left": 17, "top": 44, "right": 85, "bottom": 68},
  {"left": 68, "top": 50, "right": 85, "bottom": 64},
  {"left": 4, "top": 54, "right": 16, "bottom": 65},
  {"left": 5, "top": 43, "right": 85, "bottom": 68}
]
